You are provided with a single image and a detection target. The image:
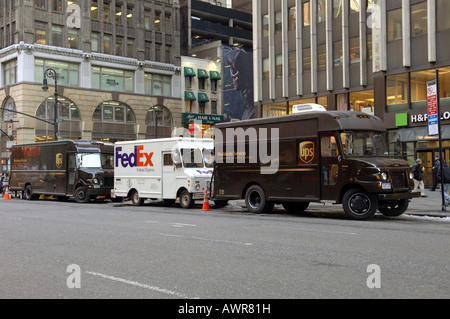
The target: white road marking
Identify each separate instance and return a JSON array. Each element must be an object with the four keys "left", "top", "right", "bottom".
[
  {"left": 86, "top": 271, "right": 194, "bottom": 299},
  {"left": 156, "top": 232, "right": 253, "bottom": 246}
]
